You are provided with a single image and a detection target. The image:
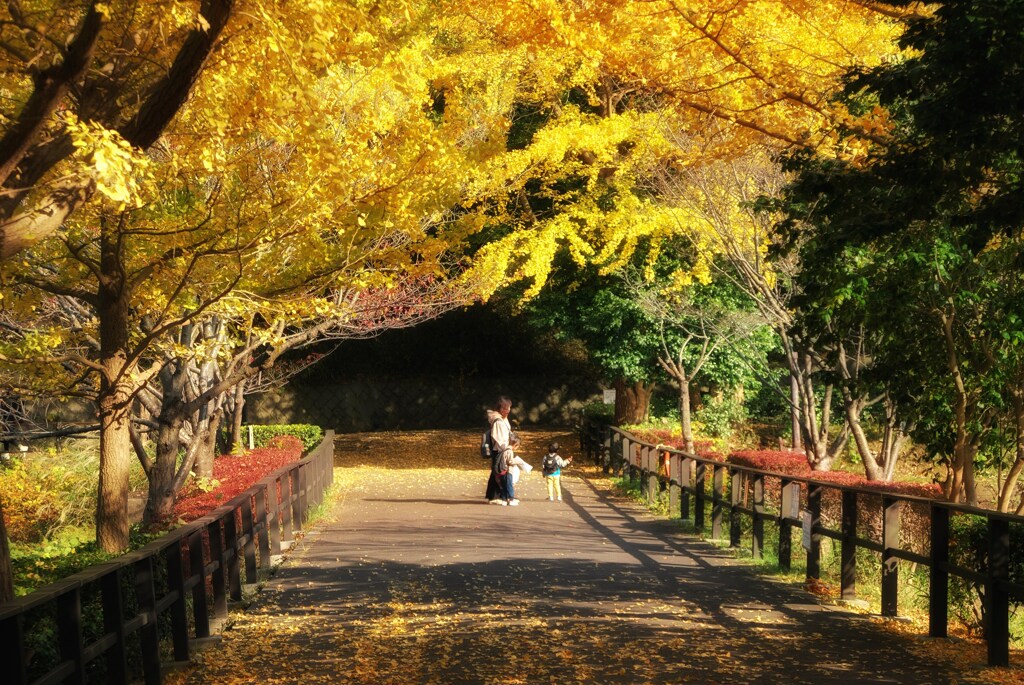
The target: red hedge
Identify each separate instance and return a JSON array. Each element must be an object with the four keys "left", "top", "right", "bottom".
[
  {"left": 174, "top": 440, "right": 304, "bottom": 522},
  {"left": 728, "top": 450, "right": 808, "bottom": 474},
  {"left": 726, "top": 449, "right": 941, "bottom": 499}
]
